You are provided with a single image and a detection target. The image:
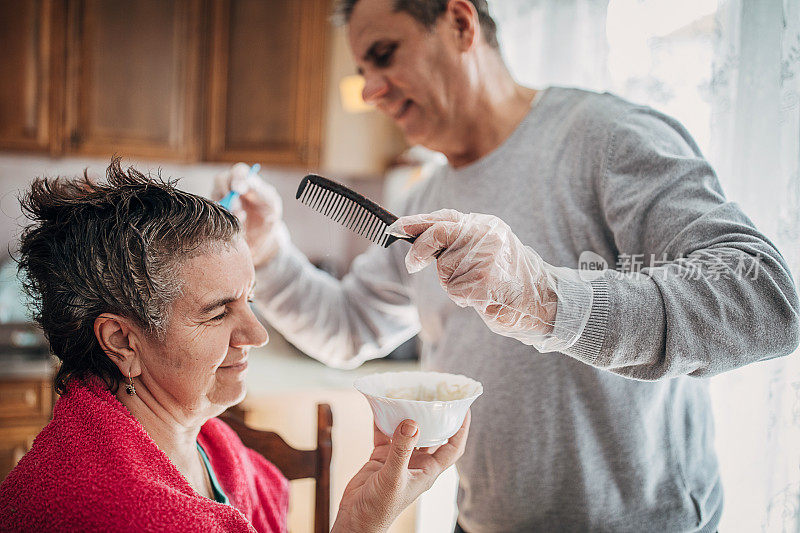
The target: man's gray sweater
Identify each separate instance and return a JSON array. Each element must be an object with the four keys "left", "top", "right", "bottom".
[{"left": 255, "top": 87, "right": 800, "bottom": 532}]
